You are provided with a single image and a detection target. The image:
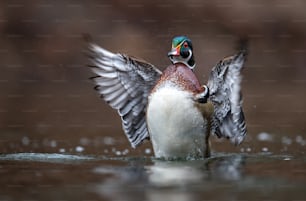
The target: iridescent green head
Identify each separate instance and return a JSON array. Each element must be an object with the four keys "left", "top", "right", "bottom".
[{"left": 168, "top": 36, "right": 195, "bottom": 69}]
